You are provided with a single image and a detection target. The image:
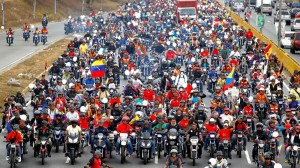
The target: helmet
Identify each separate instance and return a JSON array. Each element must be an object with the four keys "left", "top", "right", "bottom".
[
  {"left": 216, "top": 151, "right": 223, "bottom": 156},
  {"left": 70, "top": 119, "right": 78, "bottom": 124},
  {"left": 56, "top": 112, "right": 62, "bottom": 116},
  {"left": 135, "top": 111, "right": 144, "bottom": 118},
  {"left": 256, "top": 122, "right": 264, "bottom": 128},
  {"left": 42, "top": 120, "right": 48, "bottom": 126},
  {"left": 209, "top": 118, "right": 215, "bottom": 123},
  {"left": 170, "top": 149, "right": 178, "bottom": 154},
  {"left": 34, "top": 110, "right": 41, "bottom": 115},
  {"left": 157, "top": 115, "right": 163, "bottom": 119},
  {"left": 94, "top": 150, "right": 101, "bottom": 155},
  {"left": 13, "top": 124, "right": 19, "bottom": 130},
  {"left": 264, "top": 152, "right": 271, "bottom": 159},
  {"left": 122, "top": 116, "right": 130, "bottom": 121}
]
